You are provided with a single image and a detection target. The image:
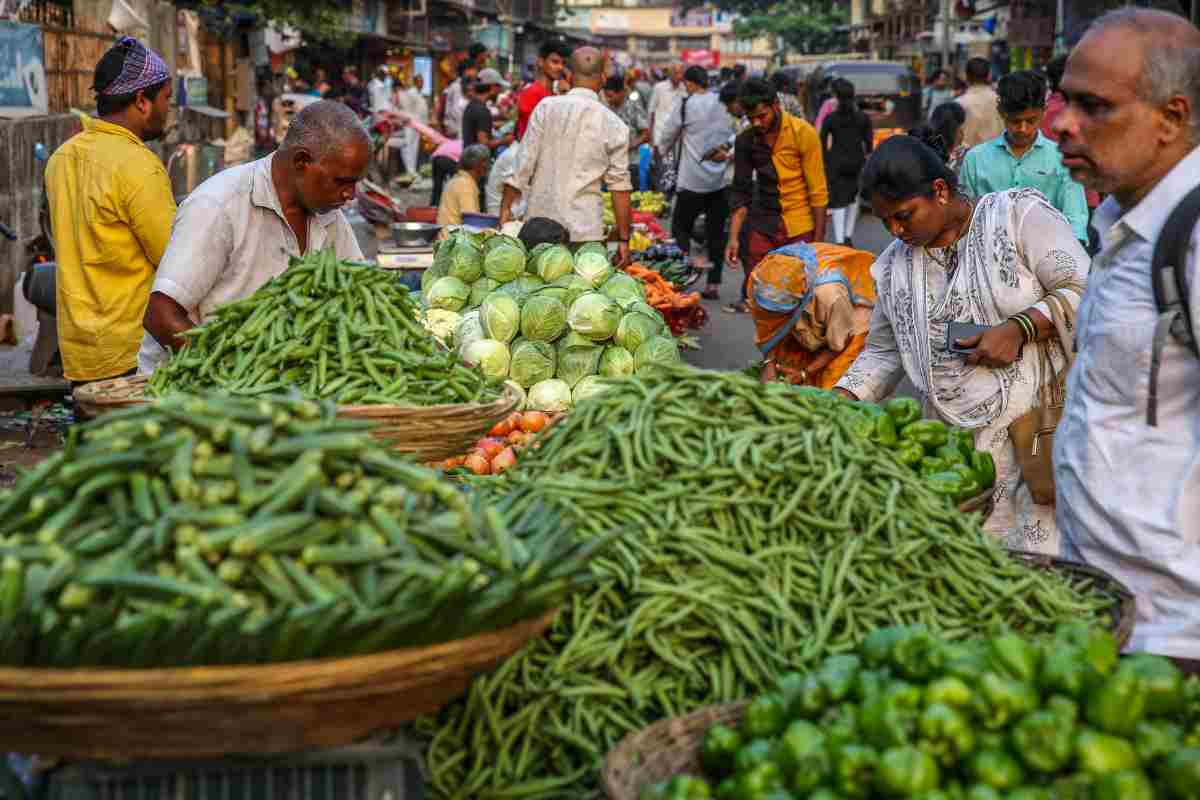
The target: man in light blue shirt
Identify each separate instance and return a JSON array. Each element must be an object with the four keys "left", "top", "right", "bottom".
[{"left": 960, "top": 70, "right": 1089, "bottom": 245}]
